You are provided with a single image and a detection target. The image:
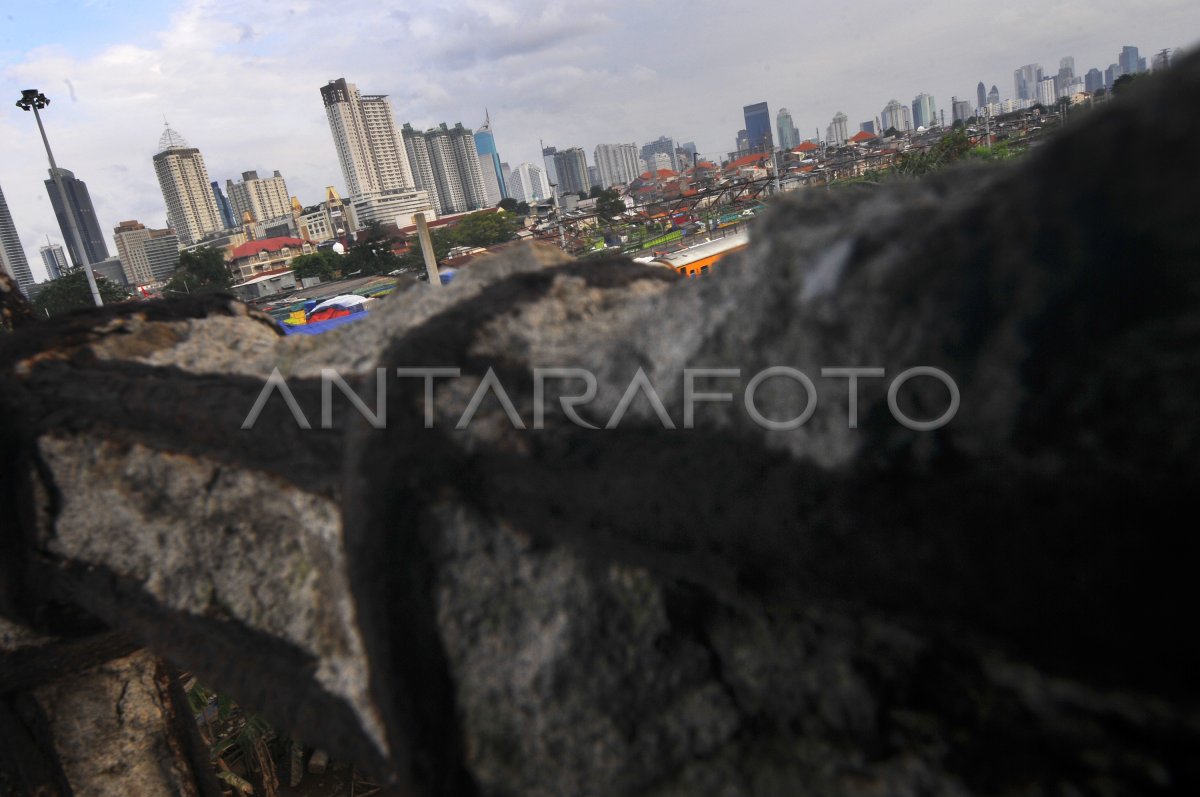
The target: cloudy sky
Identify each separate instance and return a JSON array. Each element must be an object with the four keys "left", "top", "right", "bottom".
[{"left": 2, "top": 0, "right": 1197, "bottom": 280}]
